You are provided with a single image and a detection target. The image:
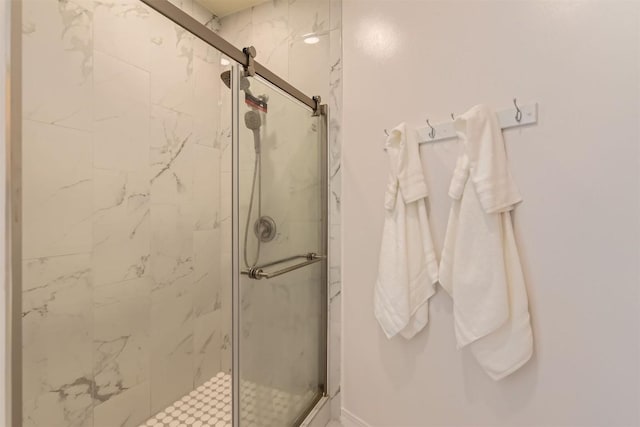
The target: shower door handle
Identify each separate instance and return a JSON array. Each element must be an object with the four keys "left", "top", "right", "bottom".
[{"left": 241, "top": 253, "right": 326, "bottom": 280}]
